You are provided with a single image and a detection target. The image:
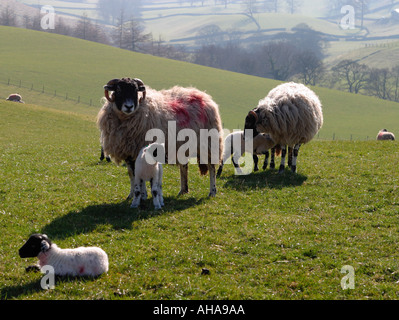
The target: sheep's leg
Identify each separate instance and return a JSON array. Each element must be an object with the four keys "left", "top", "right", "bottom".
[
  {"left": 291, "top": 144, "right": 301, "bottom": 173},
  {"left": 270, "top": 147, "right": 276, "bottom": 169},
  {"left": 232, "top": 152, "right": 242, "bottom": 175},
  {"left": 216, "top": 161, "right": 224, "bottom": 178},
  {"left": 126, "top": 157, "right": 136, "bottom": 200},
  {"left": 130, "top": 179, "right": 142, "bottom": 208},
  {"left": 208, "top": 164, "right": 217, "bottom": 197},
  {"left": 159, "top": 165, "right": 164, "bottom": 206},
  {"left": 100, "top": 147, "right": 105, "bottom": 161},
  {"left": 288, "top": 147, "right": 293, "bottom": 169},
  {"left": 141, "top": 180, "right": 148, "bottom": 200},
  {"left": 178, "top": 164, "right": 189, "bottom": 195},
  {"left": 150, "top": 178, "right": 162, "bottom": 210},
  {"left": 278, "top": 146, "right": 287, "bottom": 174},
  {"left": 253, "top": 154, "right": 259, "bottom": 172},
  {"left": 262, "top": 151, "right": 269, "bottom": 170}
]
